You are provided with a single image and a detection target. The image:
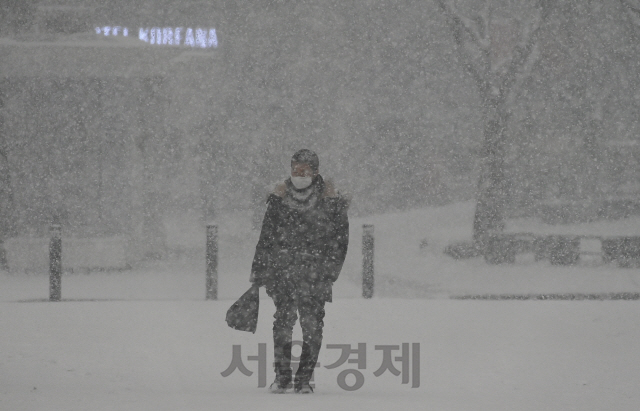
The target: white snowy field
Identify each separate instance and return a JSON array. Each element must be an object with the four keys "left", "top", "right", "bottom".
[
  {"left": 1, "top": 201, "right": 640, "bottom": 410},
  {"left": 1, "top": 299, "right": 639, "bottom": 410}
]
